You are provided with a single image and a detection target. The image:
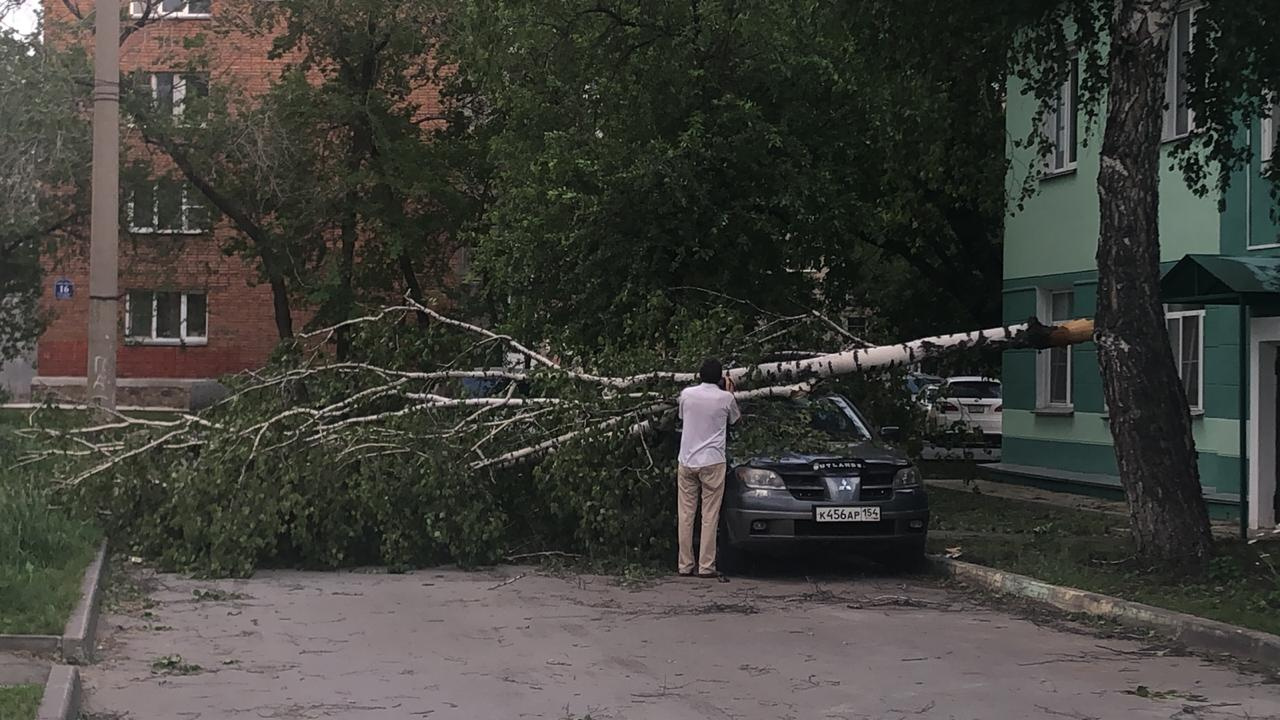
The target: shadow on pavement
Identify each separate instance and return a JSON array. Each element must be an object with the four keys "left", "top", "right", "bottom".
[{"left": 725, "top": 550, "right": 923, "bottom": 583}]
